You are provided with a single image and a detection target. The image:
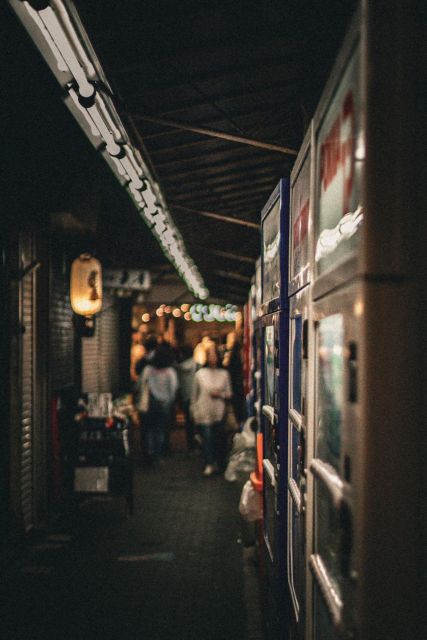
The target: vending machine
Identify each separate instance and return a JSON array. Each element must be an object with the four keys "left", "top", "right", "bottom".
[
  {"left": 308, "top": 13, "right": 363, "bottom": 640},
  {"left": 260, "top": 179, "right": 291, "bottom": 636},
  {"left": 287, "top": 125, "right": 313, "bottom": 640}
]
